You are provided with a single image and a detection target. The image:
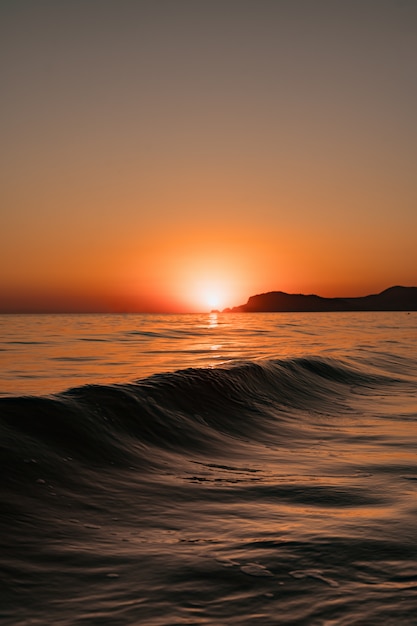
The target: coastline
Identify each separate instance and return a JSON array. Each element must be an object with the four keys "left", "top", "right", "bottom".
[{"left": 223, "top": 285, "right": 417, "bottom": 312}]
